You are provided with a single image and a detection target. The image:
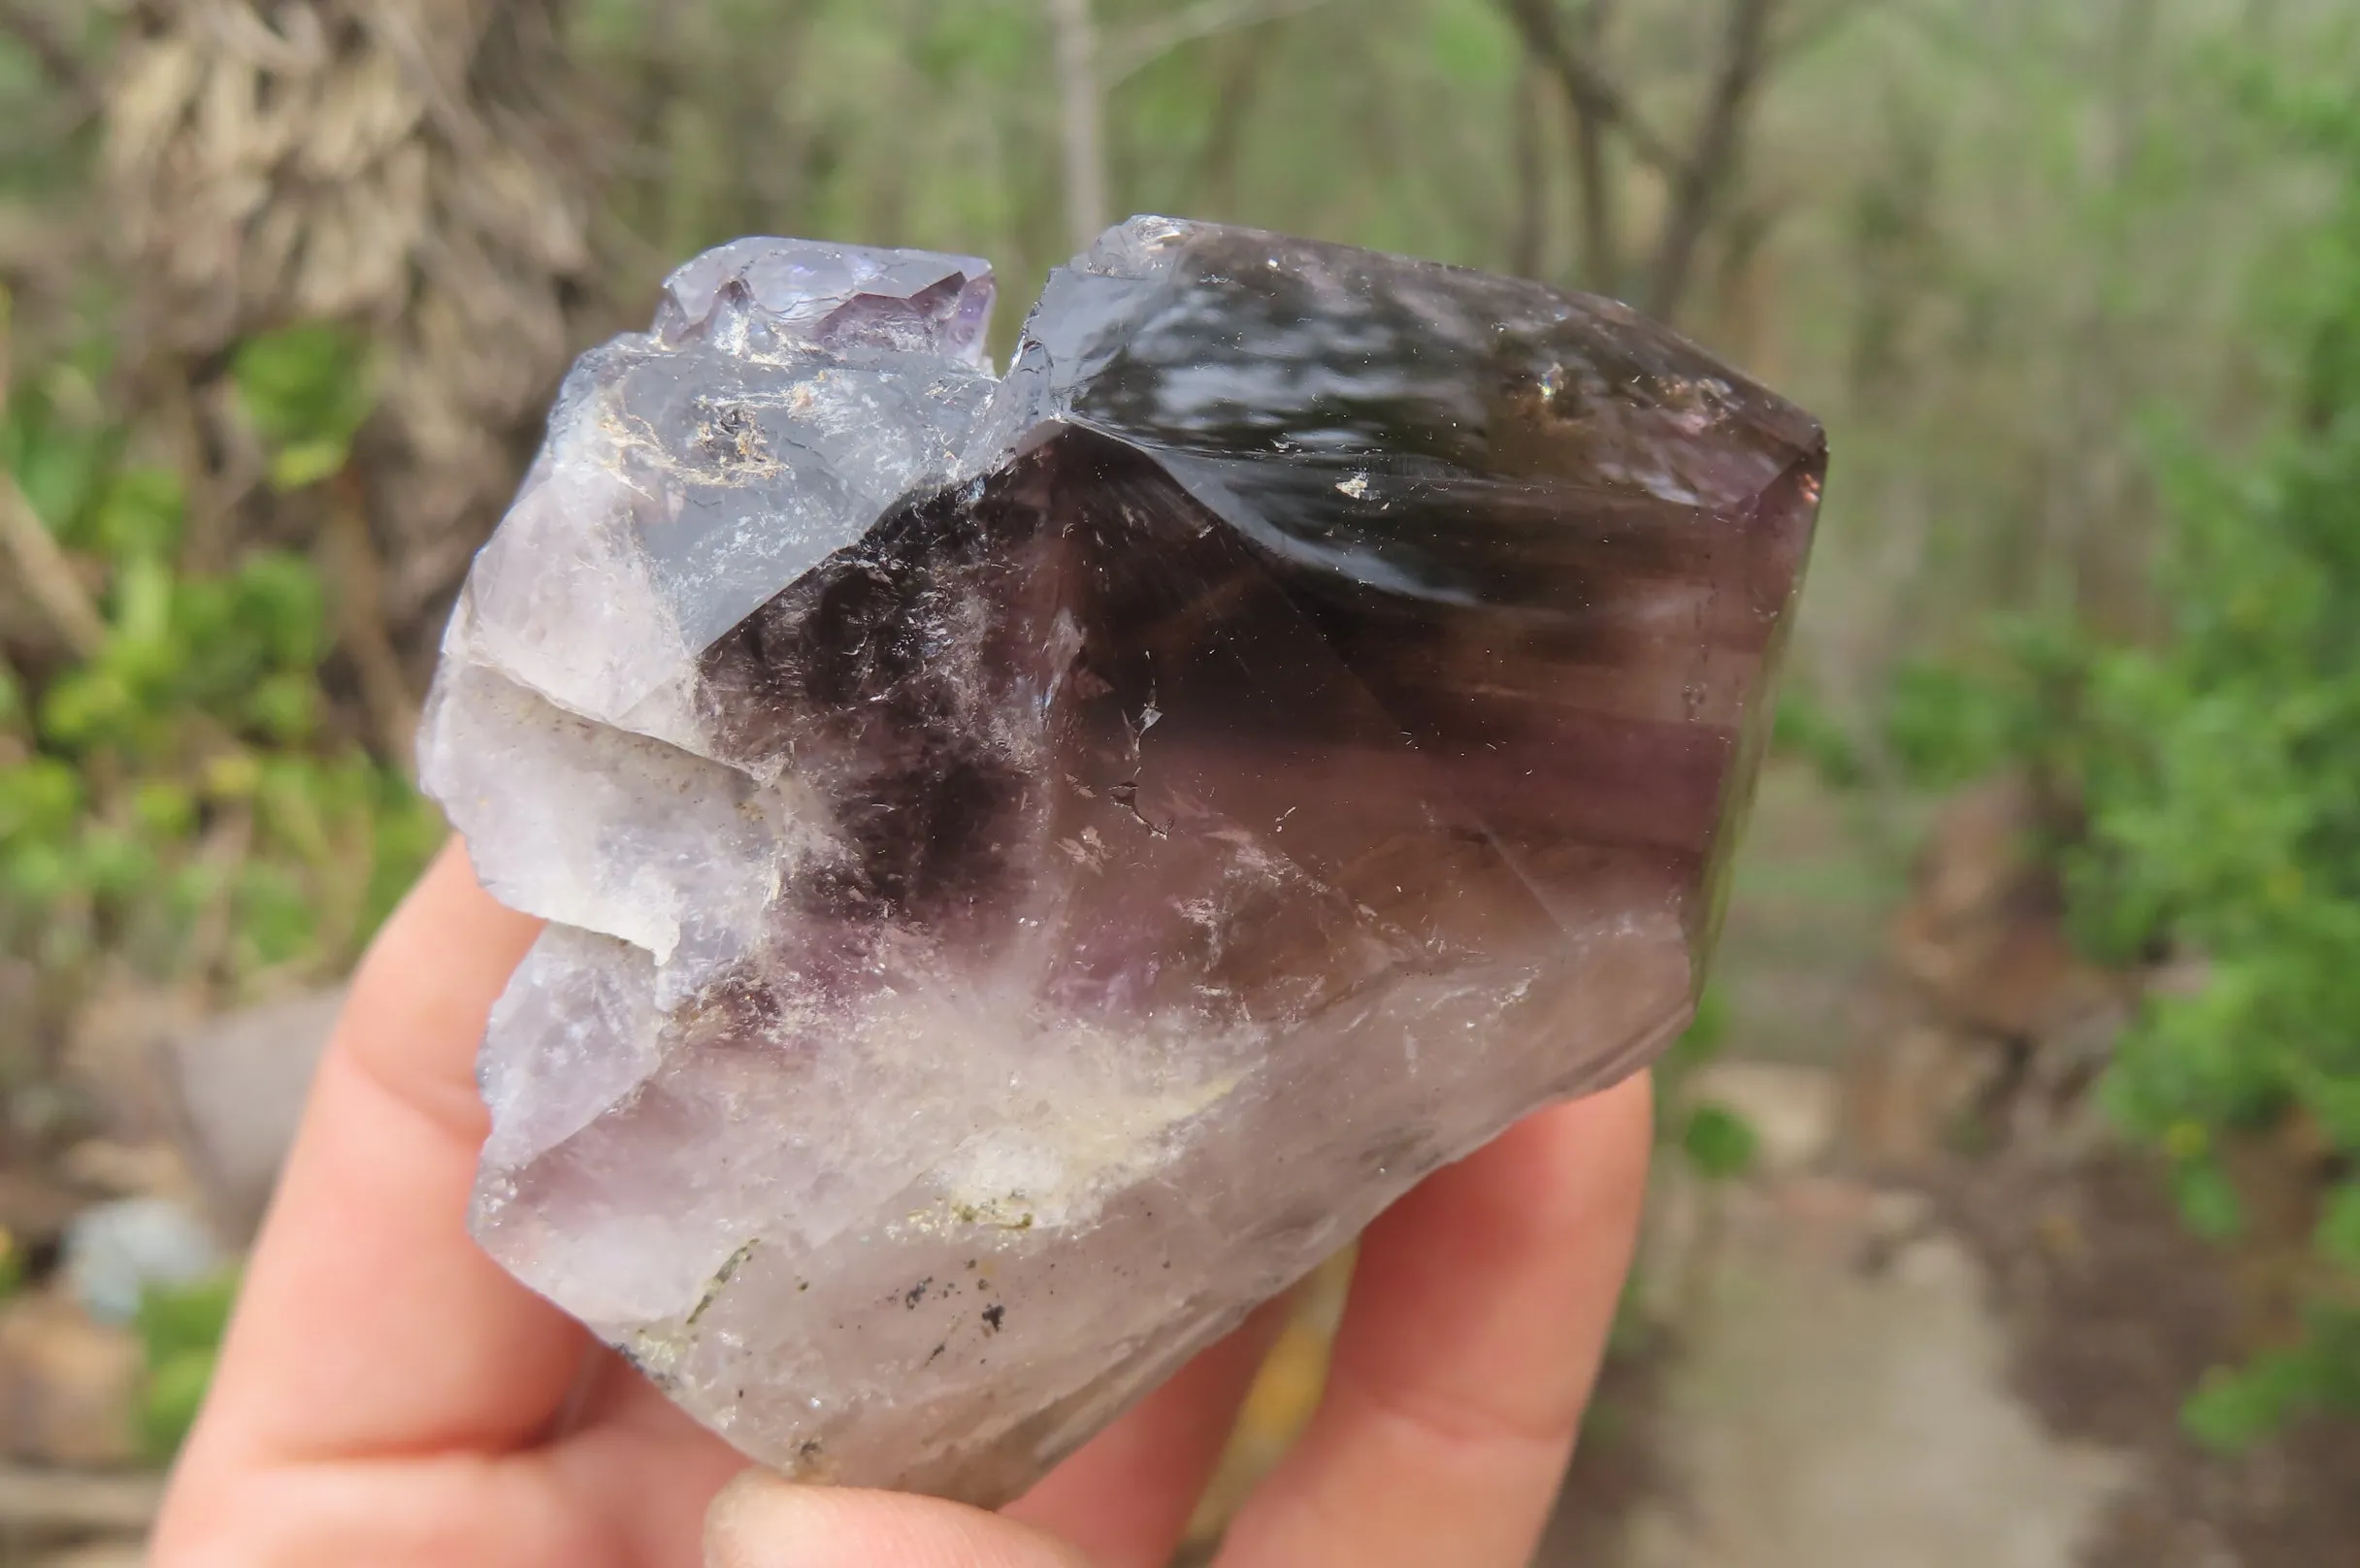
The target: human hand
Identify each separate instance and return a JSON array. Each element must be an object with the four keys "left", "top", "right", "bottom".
[{"left": 151, "top": 840, "right": 1652, "bottom": 1567}]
